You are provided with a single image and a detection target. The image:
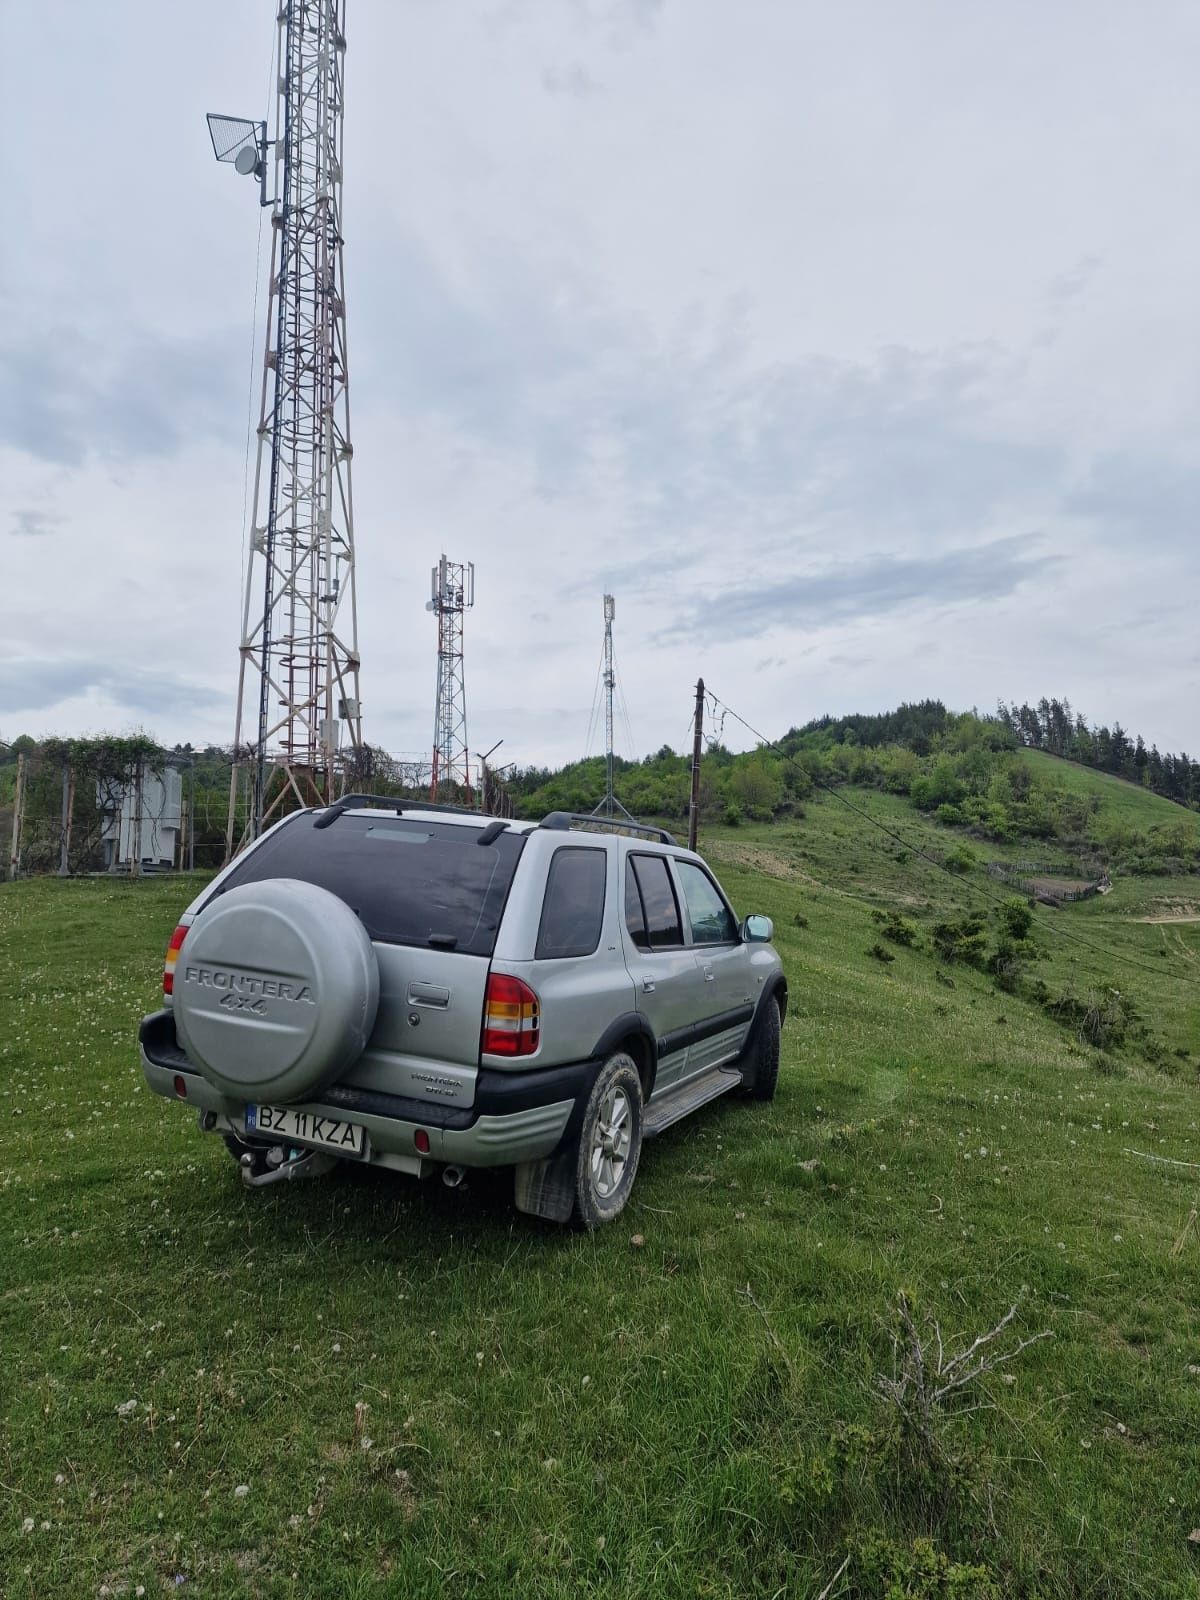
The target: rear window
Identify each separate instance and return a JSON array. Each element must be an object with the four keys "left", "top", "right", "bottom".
[
  {"left": 536, "top": 847, "right": 607, "bottom": 959},
  {"left": 215, "top": 814, "right": 527, "bottom": 956},
  {"left": 625, "top": 855, "right": 683, "bottom": 950}
]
